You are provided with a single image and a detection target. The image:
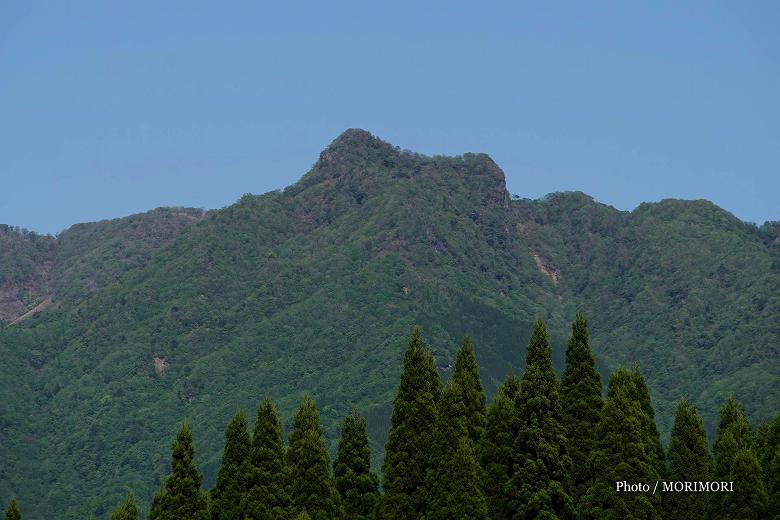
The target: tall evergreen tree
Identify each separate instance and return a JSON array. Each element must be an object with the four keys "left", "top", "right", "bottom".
[
  {"left": 380, "top": 327, "right": 441, "bottom": 520},
  {"left": 451, "top": 336, "right": 487, "bottom": 445},
  {"left": 287, "top": 395, "right": 342, "bottom": 520},
  {"left": 242, "top": 399, "right": 290, "bottom": 520},
  {"left": 424, "top": 379, "right": 487, "bottom": 519},
  {"left": 149, "top": 420, "right": 209, "bottom": 520},
  {"left": 581, "top": 367, "right": 660, "bottom": 520},
  {"left": 559, "top": 313, "right": 603, "bottom": 498},
  {"left": 424, "top": 437, "right": 488, "bottom": 519},
  {"left": 508, "top": 319, "right": 574, "bottom": 520},
  {"left": 479, "top": 375, "right": 520, "bottom": 520},
  {"left": 628, "top": 365, "right": 665, "bottom": 478},
  {"left": 109, "top": 492, "right": 139, "bottom": 520},
  {"left": 713, "top": 396, "right": 768, "bottom": 519},
  {"left": 3, "top": 499, "right": 21, "bottom": 520},
  {"left": 663, "top": 399, "right": 713, "bottom": 519},
  {"left": 756, "top": 413, "right": 780, "bottom": 519},
  {"left": 333, "top": 409, "right": 380, "bottom": 519},
  {"left": 211, "top": 410, "right": 251, "bottom": 520}
]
